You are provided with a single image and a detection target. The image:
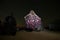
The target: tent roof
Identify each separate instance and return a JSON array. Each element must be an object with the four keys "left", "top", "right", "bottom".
[{"left": 24, "top": 10, "right": 41, "bottom": 20}]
